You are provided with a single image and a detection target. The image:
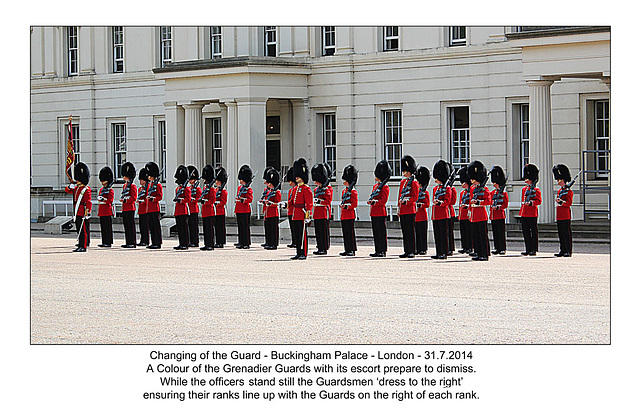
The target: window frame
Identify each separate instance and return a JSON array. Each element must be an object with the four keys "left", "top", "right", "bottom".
[
  {"left": 160, "top": 26, "right": 172, "bottom": 67},
  {"left": 382, "top": 109, "right": 403, "bottom": 177},
  {"left": 210, "top": 26, "right": 222, "bottom": 58},
  {"left": 112, "top": 26, "right": 124, "bottom": 73},
  {"left": 449, "top": 26, "right": 467, "bottom": 46},
  {"left": 67, "top": 26, "right": 78, "bottom": 76},
  {"left": 264, "top": 26, "right": 277, "bottom": 57},
  {"left": 322, "top": 26, "right": 336, "bottom": 56},
  {"left": 594, "top": 99, "right": 610, "bottom": 179},
  {"left": 383, "top": 26, "right": 399, "bottom": 51},
  {"left": 448, "top": 106, "right": 470, "bottom": 170},
  {"left": 518, "top": 104, "right": 530, "bottom": 179},
  {"left": 322, "top": 113, "right": 337, "bottom": 178},
  {"left": 112, "top": 122, "right": 127, "bottom": 181},
  {"left": 212, "top": 117, "right": 223, "bottom": 169}
]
